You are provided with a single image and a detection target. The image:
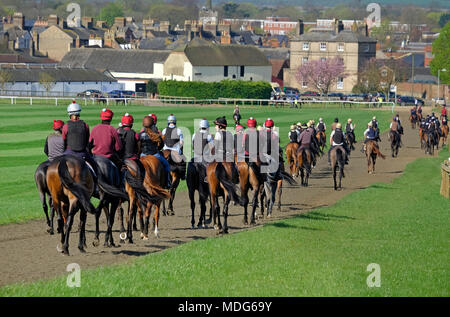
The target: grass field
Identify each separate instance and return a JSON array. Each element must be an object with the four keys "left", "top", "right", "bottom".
[
  {"left": 0, "top": 102, "right": 394, "bottom": 225},
  {"left": 1, "top": 144, "right": 447, "bottom": 296}
]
